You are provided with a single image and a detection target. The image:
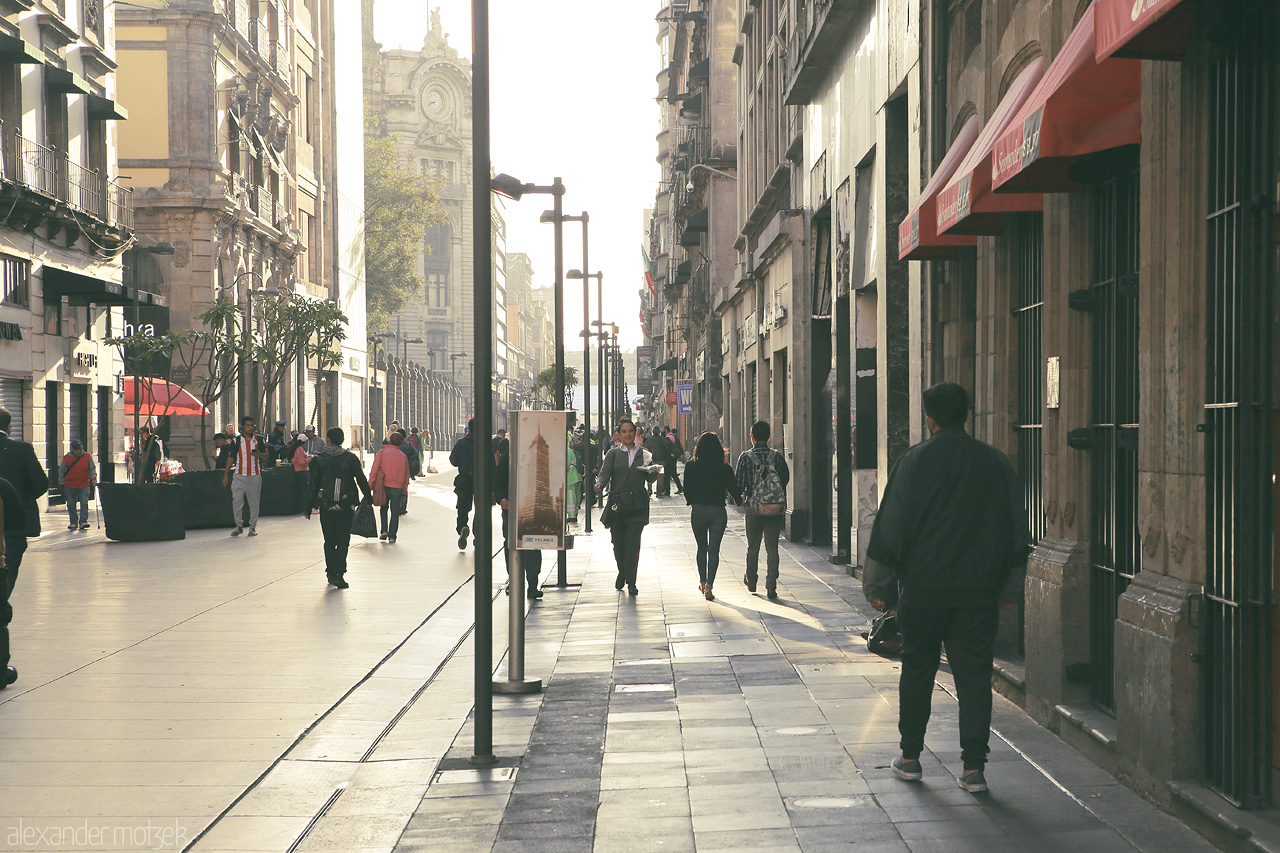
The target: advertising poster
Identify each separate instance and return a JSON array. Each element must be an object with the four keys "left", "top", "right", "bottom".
[
  {"left": 636, "top": 345, "right": 655, "bottom": 397},
  {"left": 512, "top": 410, "right": 569, "bottom": 550}
]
